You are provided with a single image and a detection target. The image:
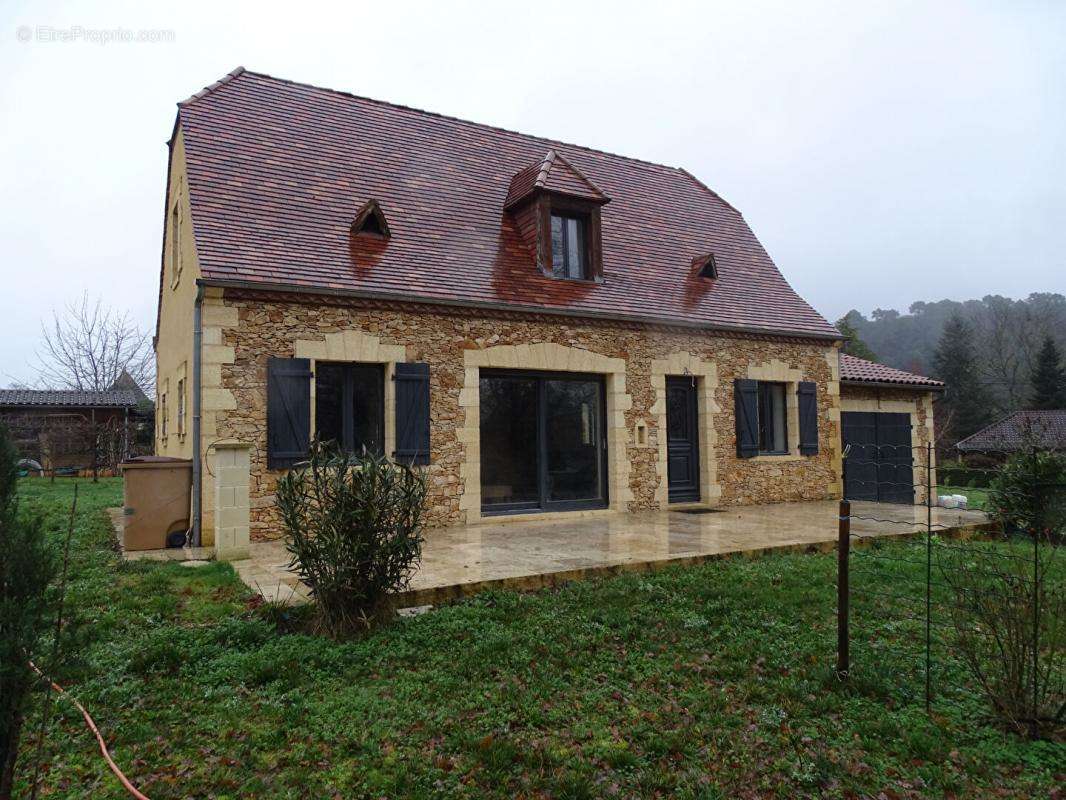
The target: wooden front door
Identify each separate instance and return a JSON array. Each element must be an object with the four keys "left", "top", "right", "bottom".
[{"left": 666, "top": 376, "right": 700, "bottom": 503}]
